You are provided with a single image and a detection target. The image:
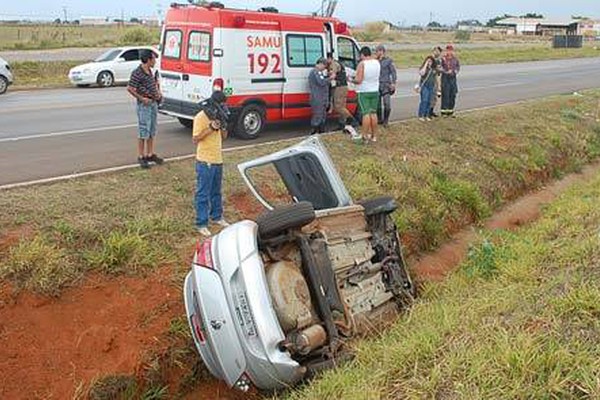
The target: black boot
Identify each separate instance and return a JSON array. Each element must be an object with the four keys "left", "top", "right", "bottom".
[{"left": 382, "top": 109, "right": 391, "bottom": 127}]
